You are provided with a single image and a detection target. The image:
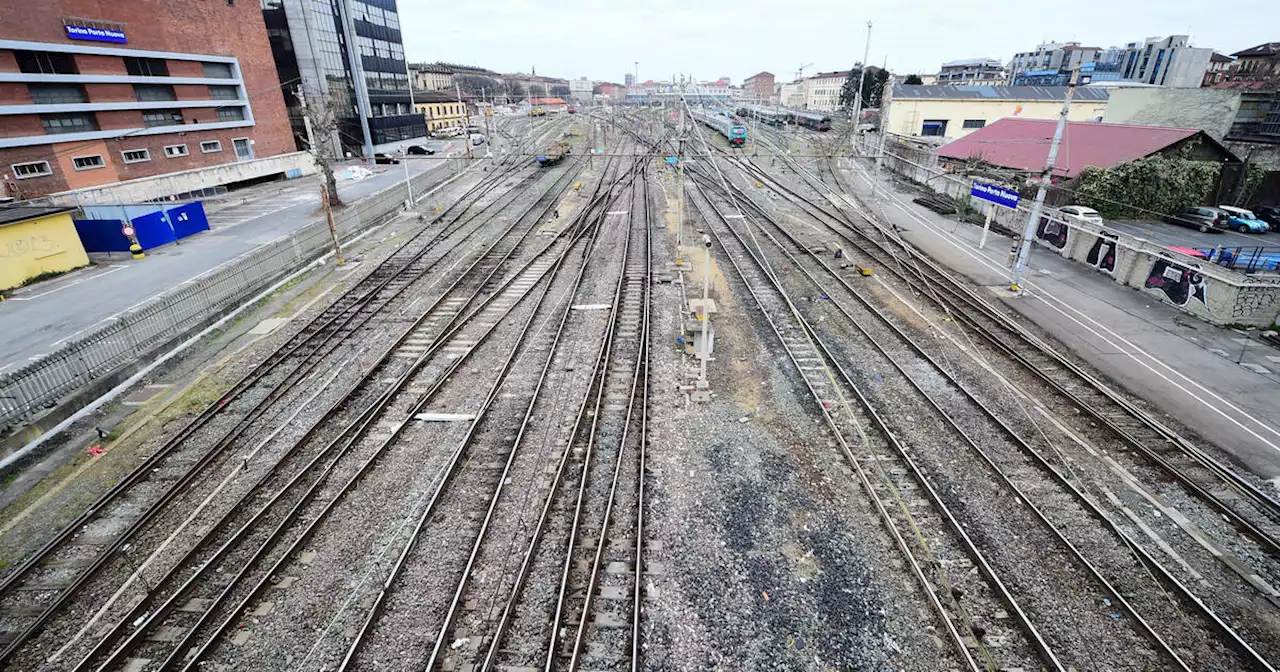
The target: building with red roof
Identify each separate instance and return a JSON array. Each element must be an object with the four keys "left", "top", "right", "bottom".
[{"left": 936, "top": 118, "right": 1237, "bottom": 178}]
